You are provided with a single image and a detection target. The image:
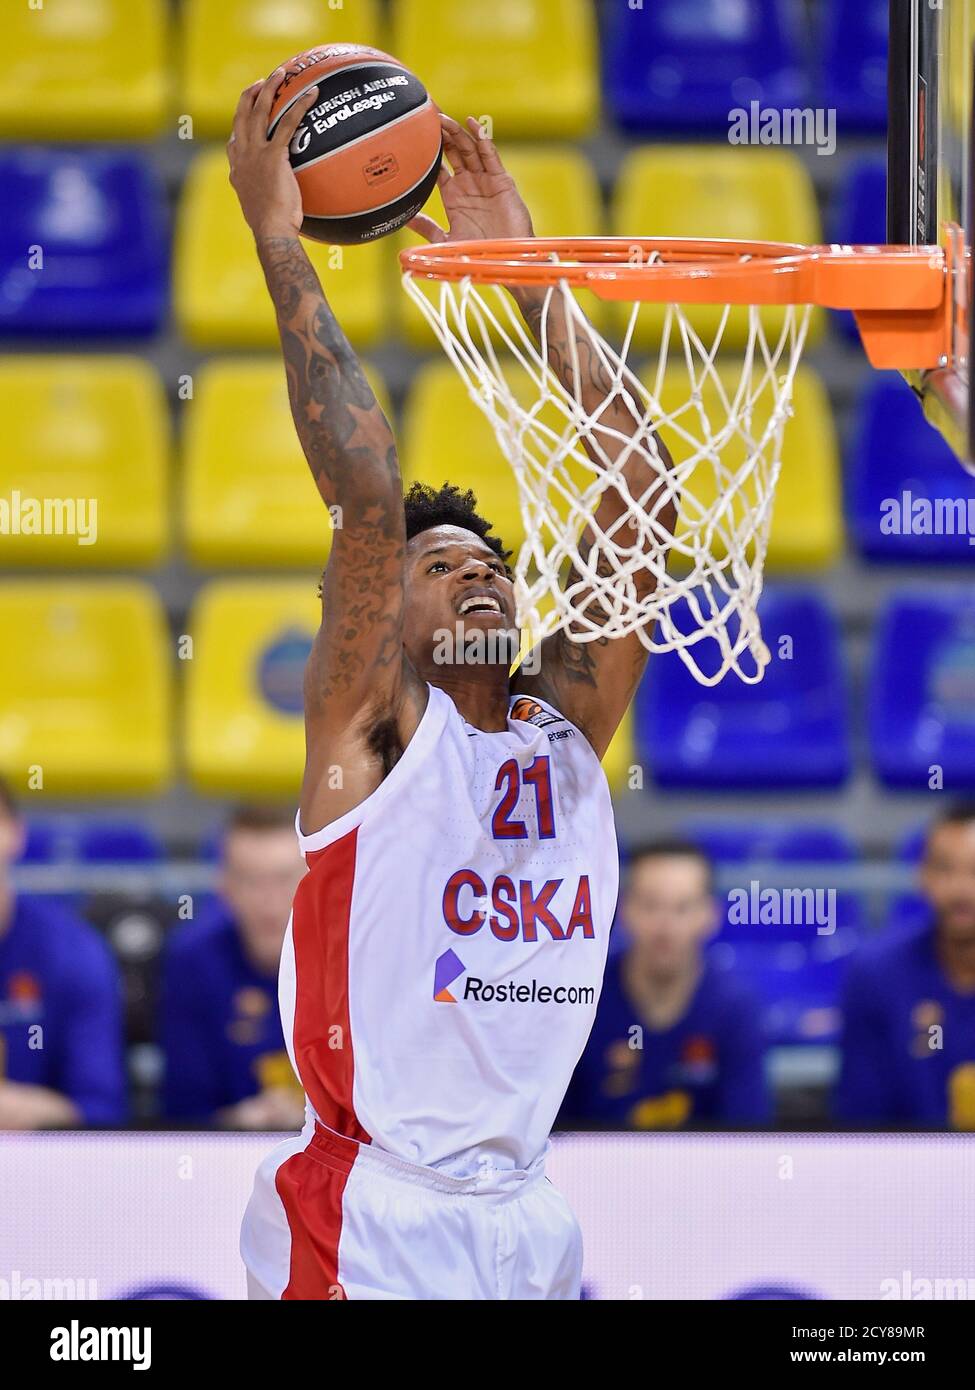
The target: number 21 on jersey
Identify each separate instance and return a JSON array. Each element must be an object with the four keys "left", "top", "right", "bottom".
[{"left": 491, "top": 756, "right": 556, "bottom": 841}]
